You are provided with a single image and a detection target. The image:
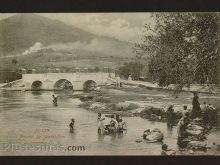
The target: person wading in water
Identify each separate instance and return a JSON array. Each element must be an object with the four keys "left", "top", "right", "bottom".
[
  {"left": 177, "top": 112, "right": 190, "bottom": 149},
  {"left": 52, "top": 95, "right": 58, "bottom": 107},
  {"left": 69, "top": 118, "right": 75, "bottom": 133}
]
